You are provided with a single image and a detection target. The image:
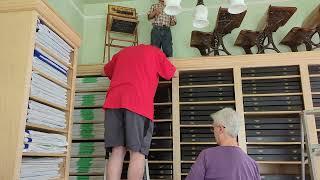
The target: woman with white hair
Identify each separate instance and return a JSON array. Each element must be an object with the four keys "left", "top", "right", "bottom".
[{"left": 186, "top": 108, "right": 261, "bottom": 180}]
